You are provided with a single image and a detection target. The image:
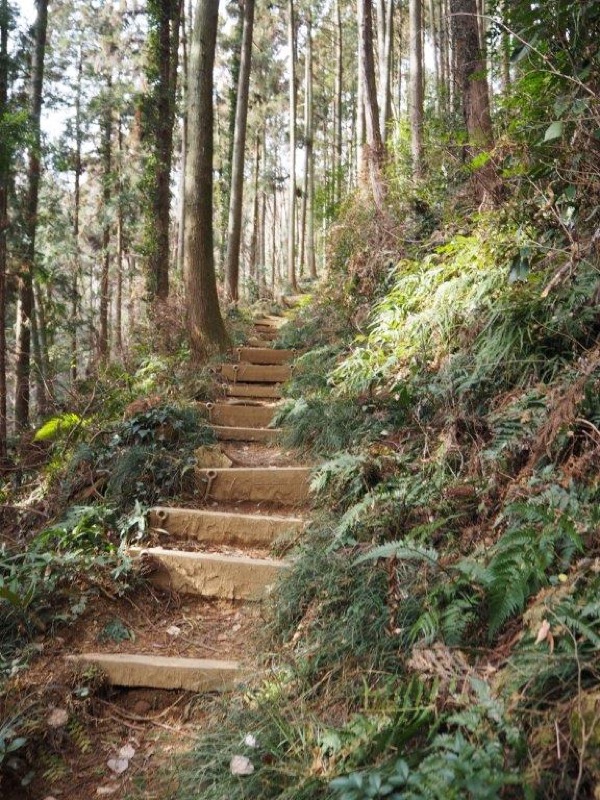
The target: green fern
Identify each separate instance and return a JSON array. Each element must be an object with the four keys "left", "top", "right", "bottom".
[
  {"left": 484, "top": 503, "right": 583, "bottom": 638},
  {"left": 354, "top": 540, "right": 439, "bottom": 567}
]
